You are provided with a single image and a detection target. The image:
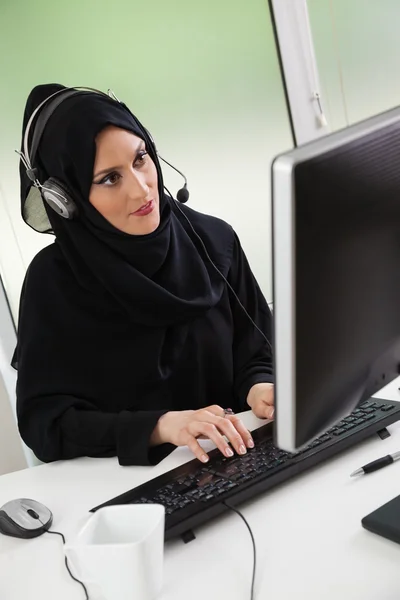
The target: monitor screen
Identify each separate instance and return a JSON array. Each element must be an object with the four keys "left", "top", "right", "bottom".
[{"left": 272, "top": 107, "right": 400, "bottom": 451}]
